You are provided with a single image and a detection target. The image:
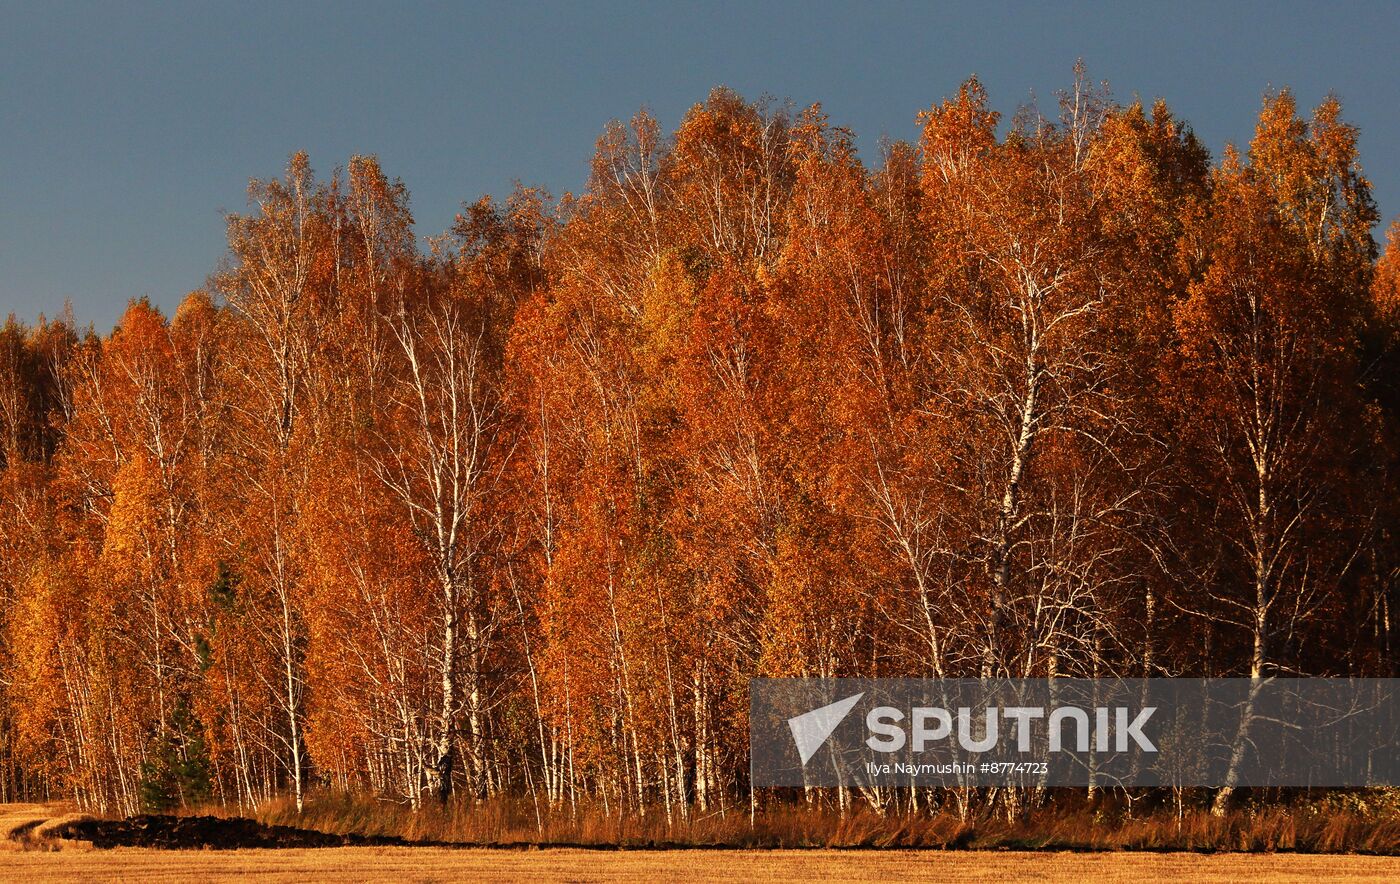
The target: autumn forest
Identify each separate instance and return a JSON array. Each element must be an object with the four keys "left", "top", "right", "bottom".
[{"left": 2, "top": 69, "right": 1399, "bottom": 820}]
